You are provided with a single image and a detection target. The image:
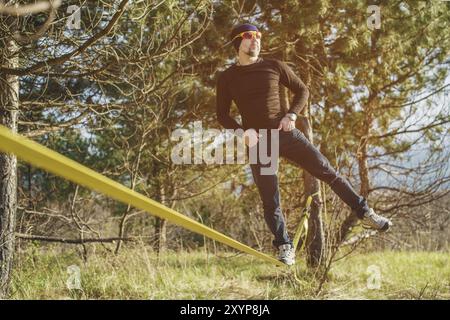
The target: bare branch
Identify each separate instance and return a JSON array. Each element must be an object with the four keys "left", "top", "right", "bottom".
[
  {"left": 16, "top": 233, "right": 137, "bottom": 244},
  {"left": 0, "top": 0, "right": 61, "bottom": 16},
  {"left": 0, "top": 0, "right": 130, "bottom": 76}
]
